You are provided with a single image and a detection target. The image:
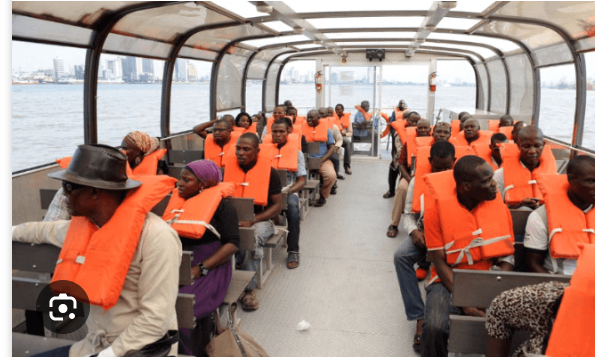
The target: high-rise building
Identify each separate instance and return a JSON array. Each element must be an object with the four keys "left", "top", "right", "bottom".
[
  {"left": 53, "top": 57, "right": 65, "bottom": 79},
  {"left": 174, "top": 59, "right": 188, "bottom": 81},
  {"left": 74, "top": 65, "right": 85, "bottom": 80},
  {"left": 187, "top": 63, "right": 197, "bottom": 81},
  {"left": 122, "top": 56, "right": 143, "bottom": 82},
  {"left": 142, "top": 58, "right": 154, "bottom": 76},
  {"left": 107, "top": 58, "right": 123, "bottom": 78}
]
